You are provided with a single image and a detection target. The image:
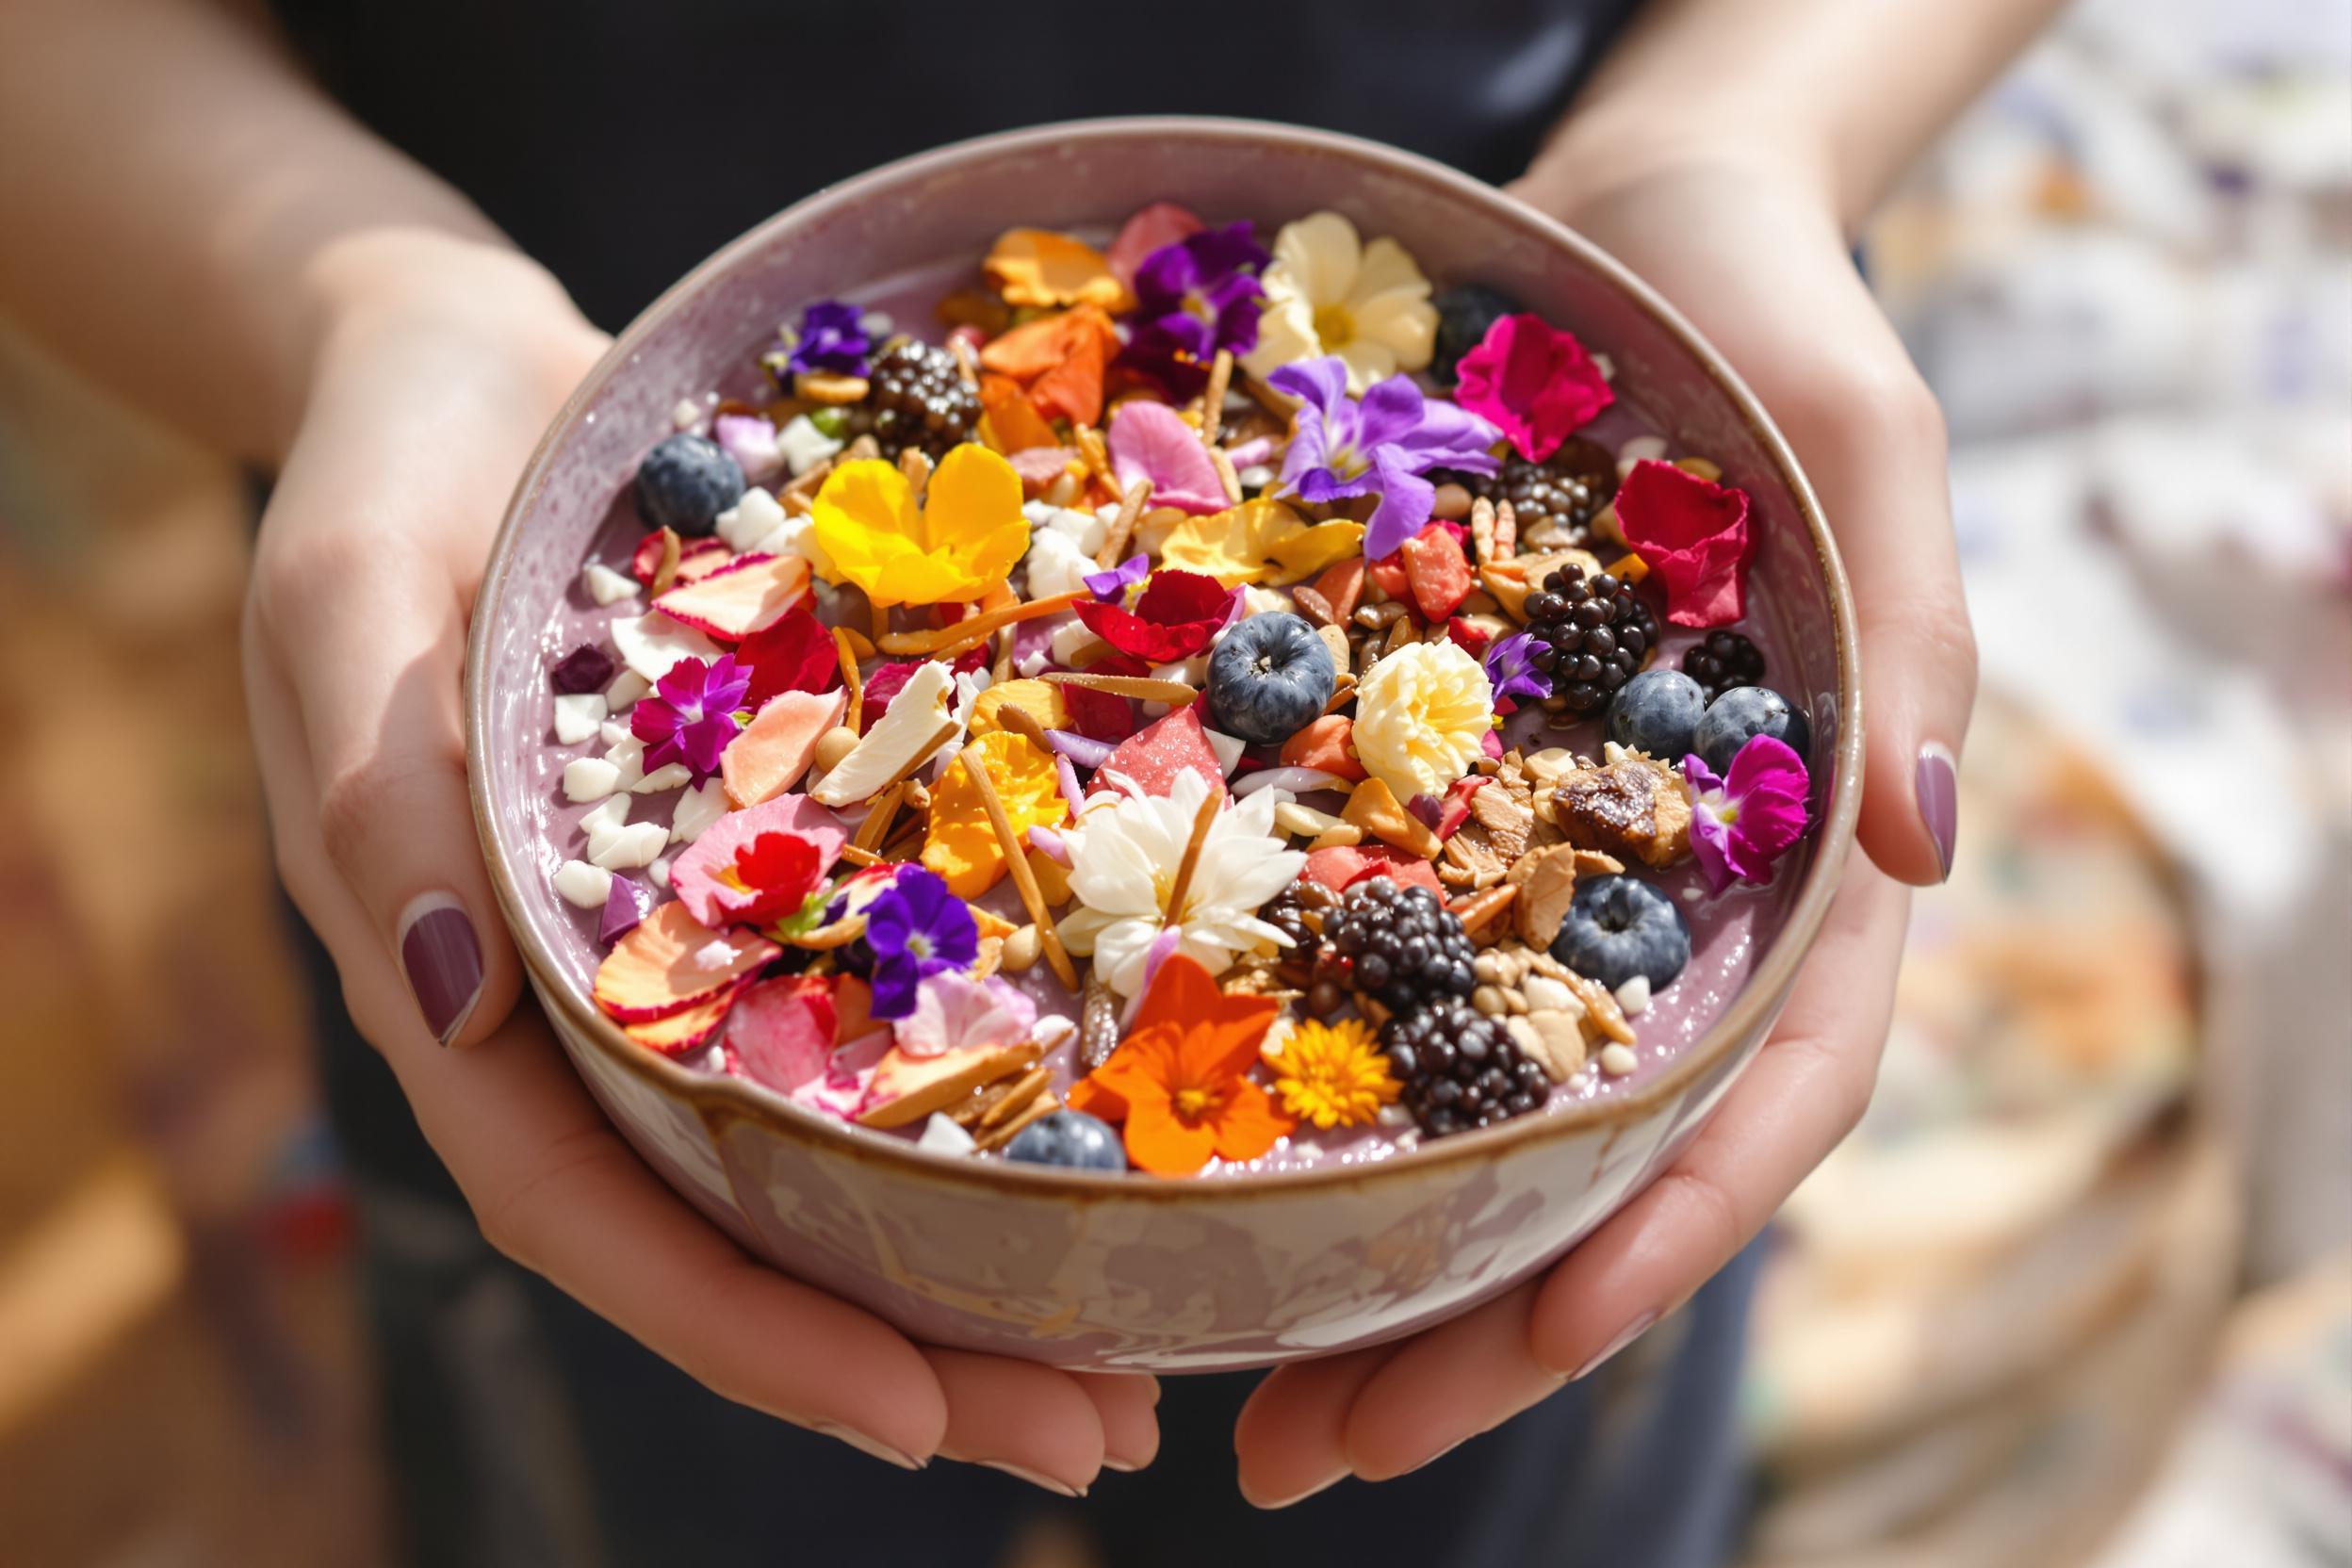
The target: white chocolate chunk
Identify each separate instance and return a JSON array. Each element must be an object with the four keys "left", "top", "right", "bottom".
[
  {"left": 671, "top": 397, "right": 705, "bottom": 430},
  {"left": 632, "top": 761, "right": 693, "bottom": 795},
  {"left": 748, "top": 507, "right": 838, "bottom": 580},
  {"left": 776, "top": 414, "right": 843, "bottom": 478},
  {"left": 649, "top": 857, "right": 672, "bottom": 890},
  {"left": 1021, "top": 528, "right": 1093, "bottom": 599},
  {"left": 810, "top": 660, "right": 955, "bottom": 808},
  {"left": 599, "top": 720, "right": 629, "bottom": 746},
  {"left": 1614, "top": 974, "right": 1652, "bottom": 1016},
  {"left": 582, "top": 562, "right": 639, "bottom": 606},
  {"left": 1033, "top": 1015, "right": 1077, "bottom": 1051},
  {"left": 563, "top": 757, "right": 621, "bottom": 803},
  {"left": 590, "top": 820, "right": 669, "bottom": 870},
  {"left": 612, "top": 612, "right": 722, "bottom": 683},
  {"left": 1616, "top": 435, "right": 1666, "bottom": 477},
  {"left": 553, "top": 693, "right": 608, "bottom": 744},
  {"left": 916, "top": 1114, "right": 976, "bottom": 1155},
  {"left": 603, "top": 735, "right": 645, "bottom": 792},
  {"left": 1598, "top": 1042, "right": 1639, "bottom": 1077},
  {"left": 670, "top": 776, "right": 727, "bottom": 844},
  {"left": 1048, "top": 619, "right": 1095, "bottom": 665},
  {"left": 716, "top": 486, "right": 787, "bottom": 552},
  {"left": 553, "top": 859, "right": 613, "bottom": 909},
  {"left": 605, "top": 668, "right": 651, "bottom": 710}
]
